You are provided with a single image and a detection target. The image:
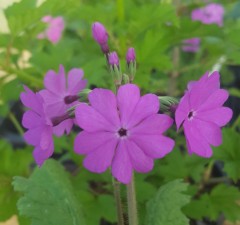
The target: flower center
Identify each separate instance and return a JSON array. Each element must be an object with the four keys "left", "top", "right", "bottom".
[
  {"left": 187, "top": 111, "right": 195, "bottom": 120},
  {"left": 118, "top": 128, "right": 127, "bottom": 137},
  {"left": 64, "top": 95, "right": 79, "bottom": 104}
]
